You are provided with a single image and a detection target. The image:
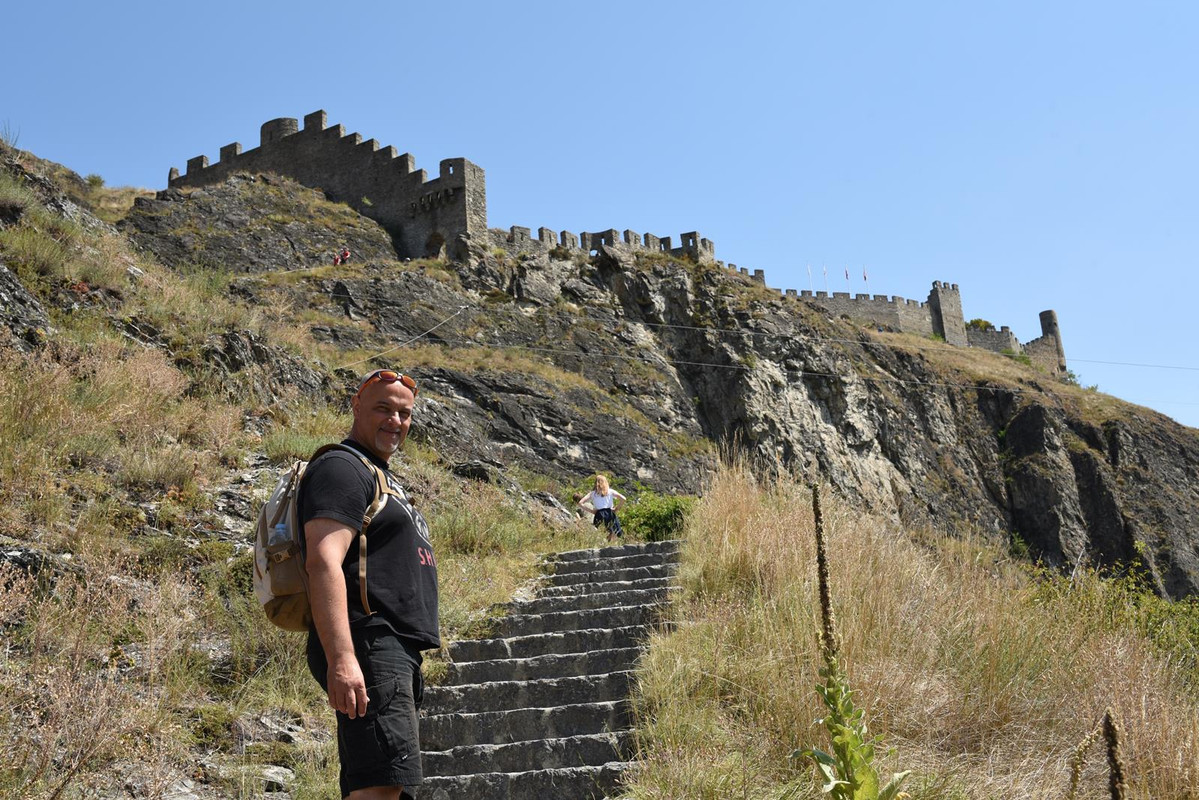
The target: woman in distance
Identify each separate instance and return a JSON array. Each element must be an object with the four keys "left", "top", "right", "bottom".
[{"left": 579, "top": 473, "right": 626, "bottom": 543}]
